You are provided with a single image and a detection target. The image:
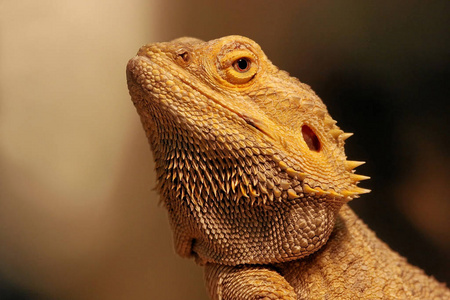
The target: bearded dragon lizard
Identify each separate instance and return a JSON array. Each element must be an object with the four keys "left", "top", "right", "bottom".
[{"left": 126, "top": 35, "right": 450, "bottom": 299}]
